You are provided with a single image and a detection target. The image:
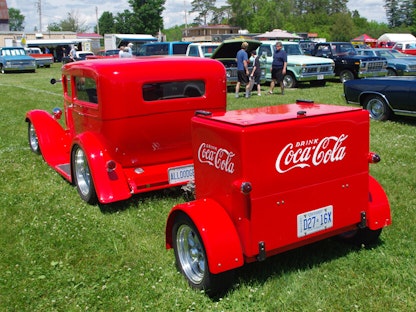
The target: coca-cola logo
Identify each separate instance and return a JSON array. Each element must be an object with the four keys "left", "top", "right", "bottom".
[
  {"left": 275, "top": 134, "right": 348, "bottom": 173},
  {"left": 197, "top": 143, "right": 235, "bottom": 174}
]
